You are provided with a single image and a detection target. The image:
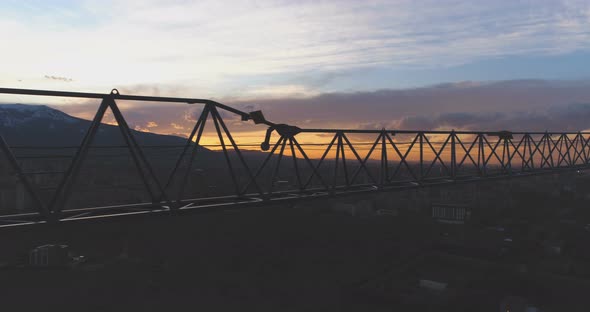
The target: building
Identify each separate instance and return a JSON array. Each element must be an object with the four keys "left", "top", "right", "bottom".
[
  {"left": 432, "top": 203, "right": 471, "bottom": 224},
  {"left": 29, "top": 244, "right": 70, "bottom": 267}
]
